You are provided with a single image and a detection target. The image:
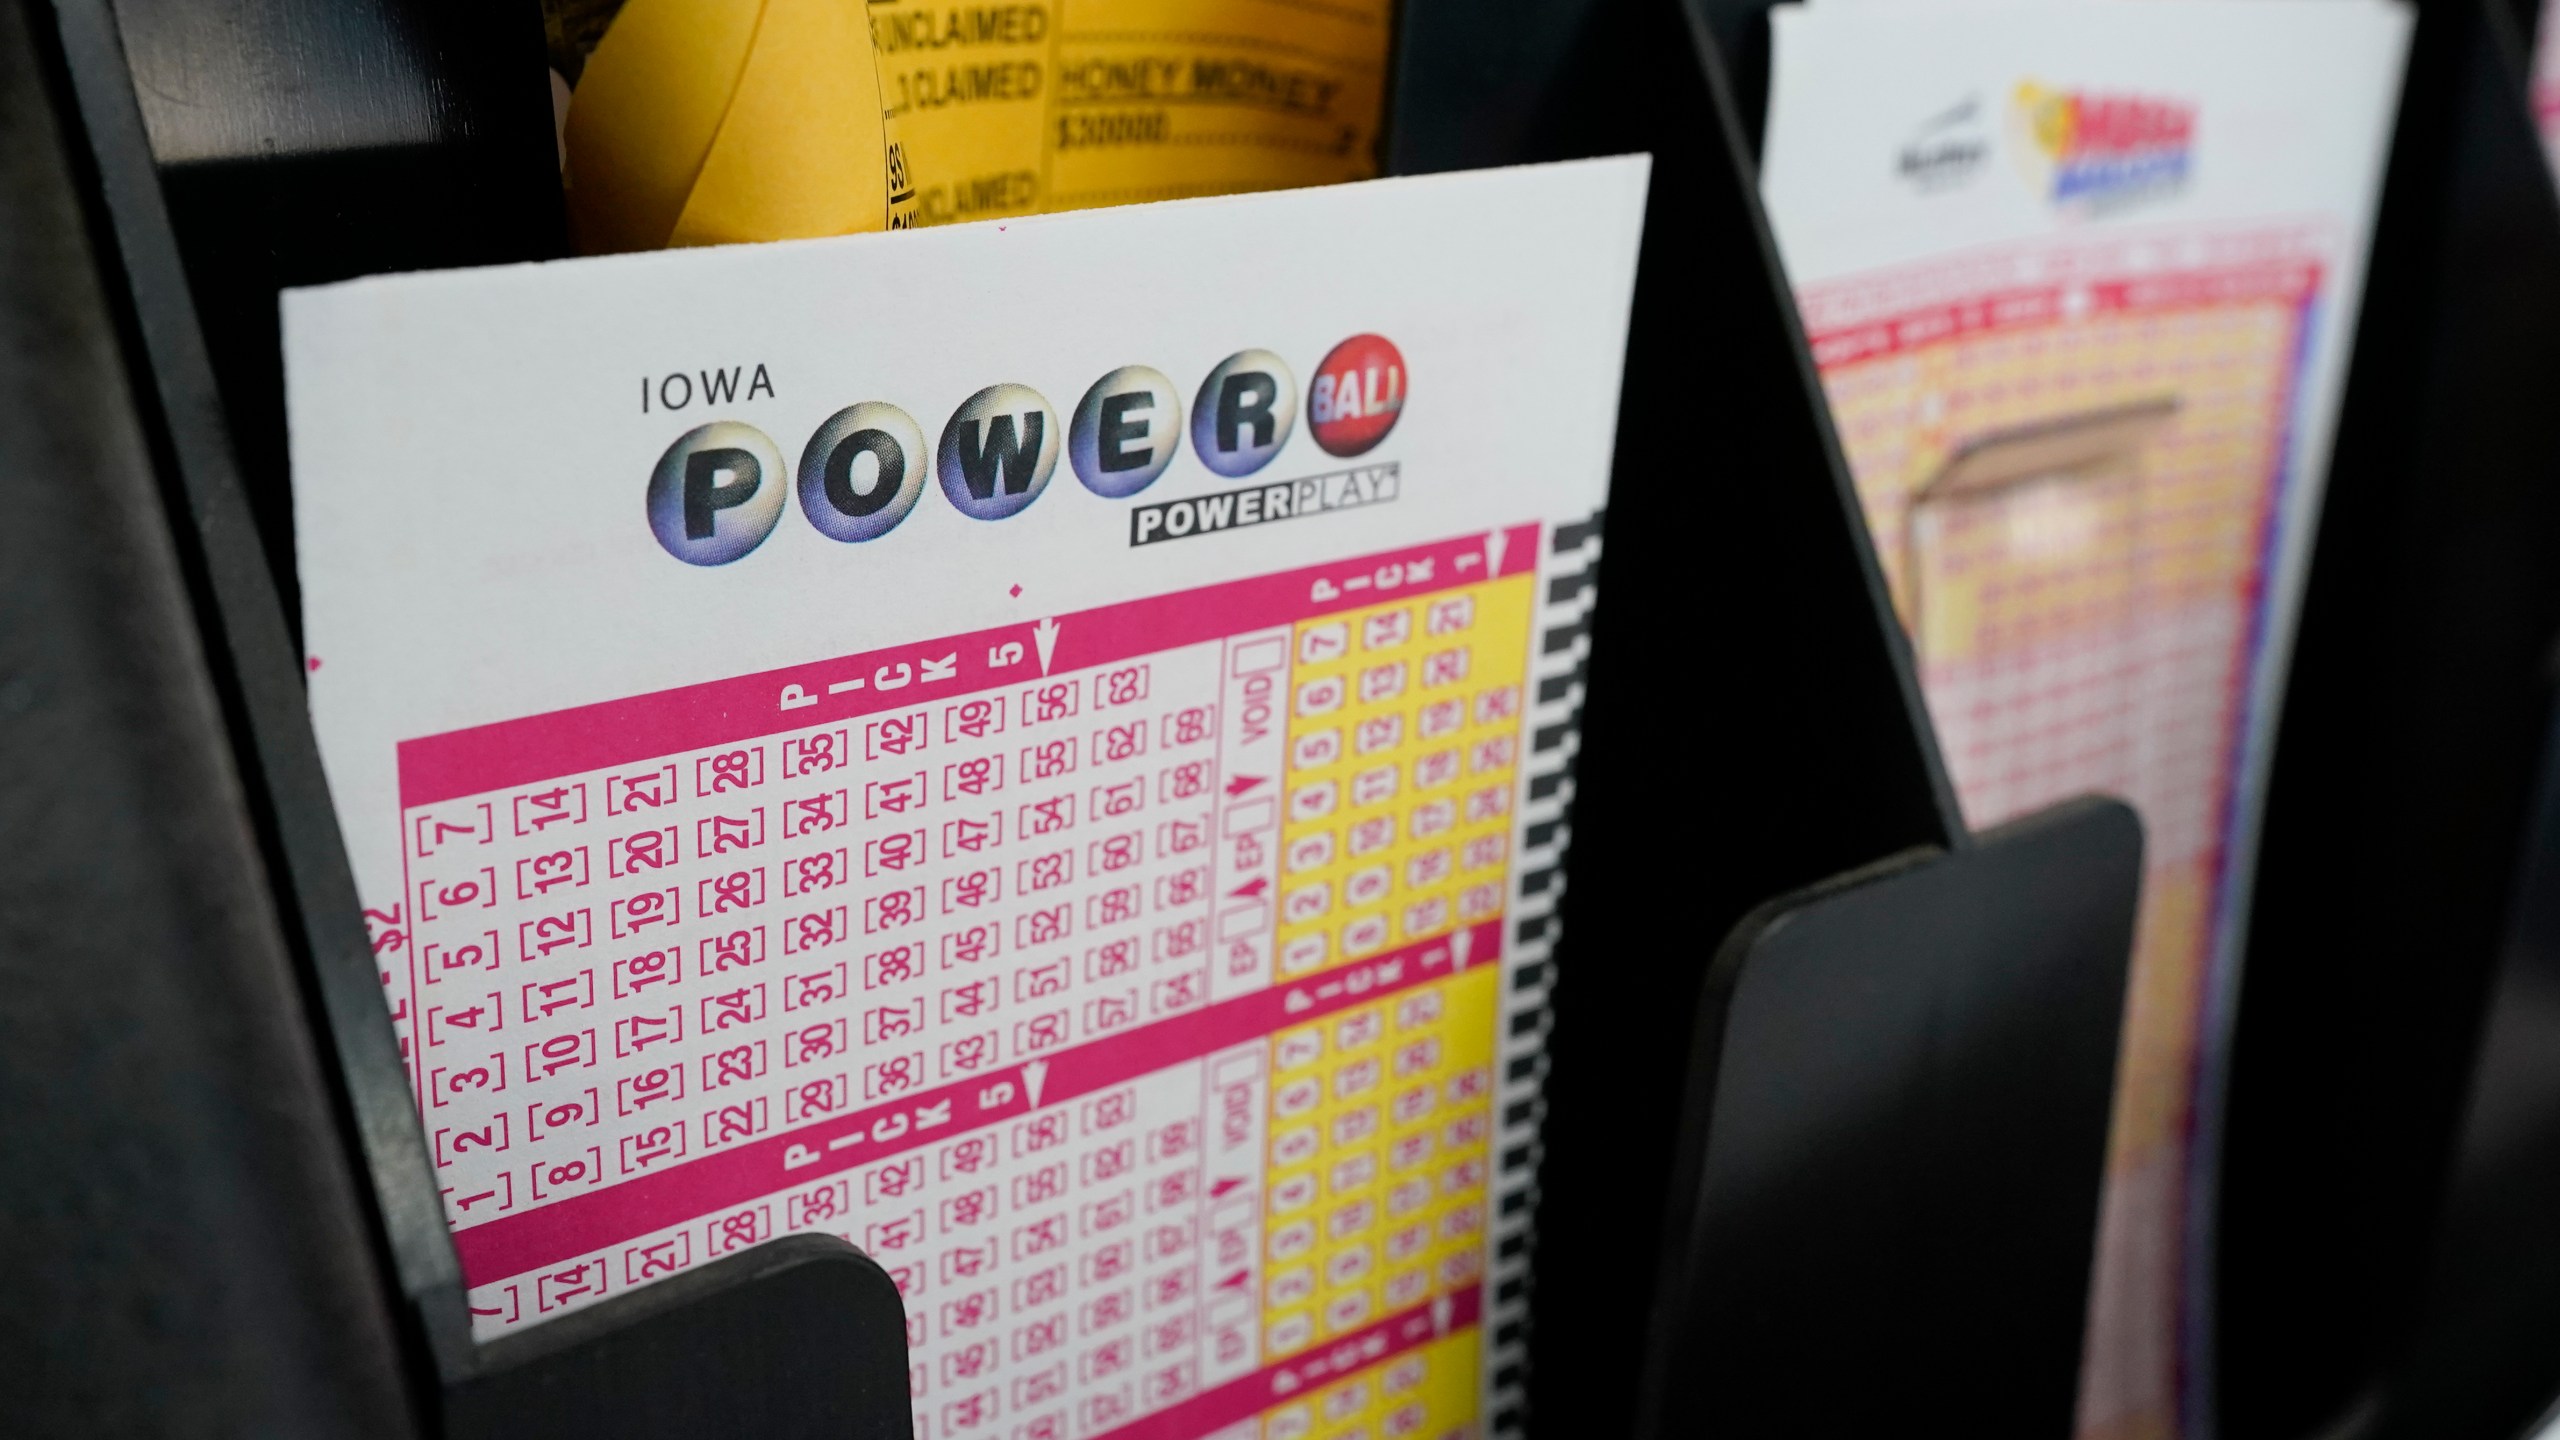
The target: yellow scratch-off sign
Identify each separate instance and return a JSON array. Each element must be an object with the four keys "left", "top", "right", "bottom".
[
  {"left": 558, "top": 0, "right": 1393, "bottom": 251},
  {"left": 874, "top": 0, "right": 1393, "bottom": 227},
  {"left": 565, "top": 0, "right": 894, "bottom": 252}
]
